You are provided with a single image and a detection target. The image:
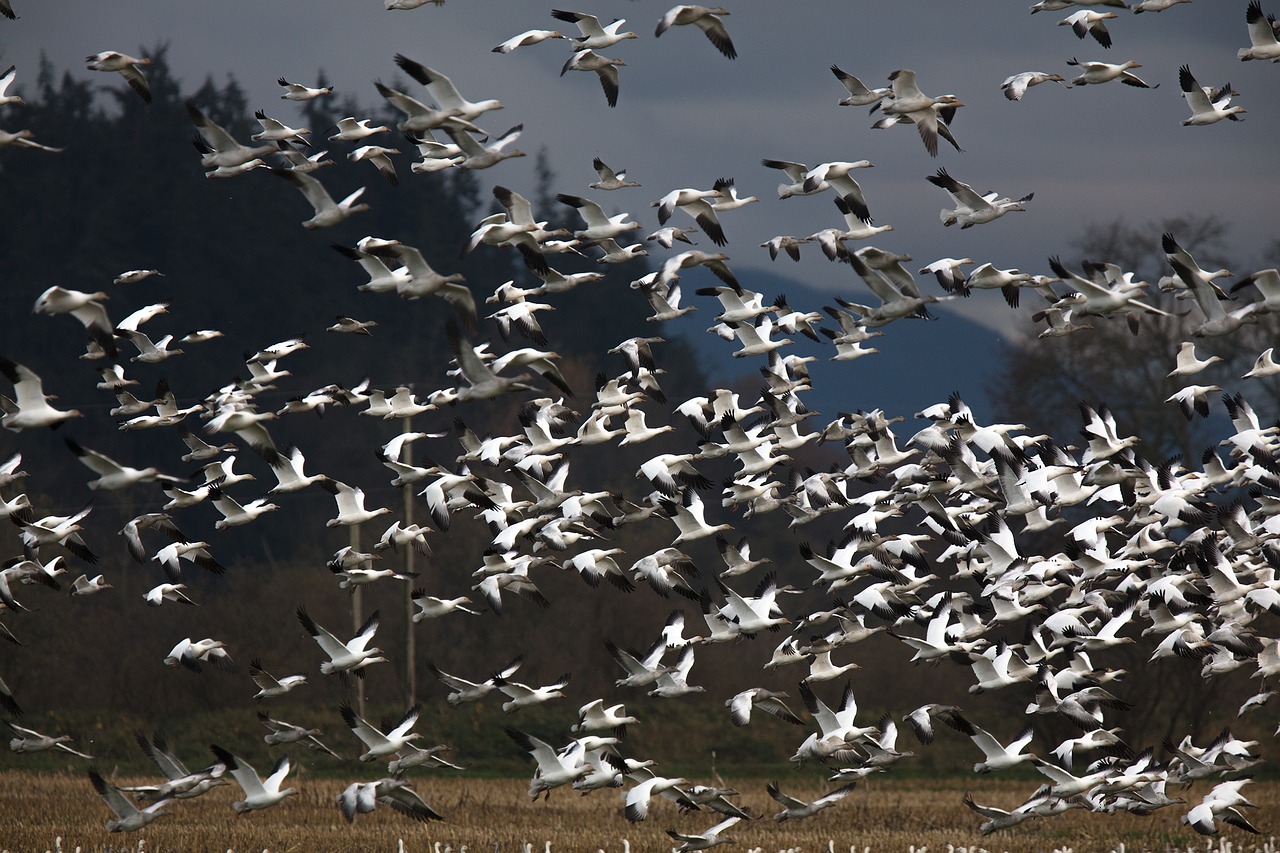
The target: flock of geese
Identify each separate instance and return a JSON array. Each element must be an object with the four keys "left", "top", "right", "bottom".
[{"left": 3, "top": 0, "right": 1280, "bottom": 847}]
